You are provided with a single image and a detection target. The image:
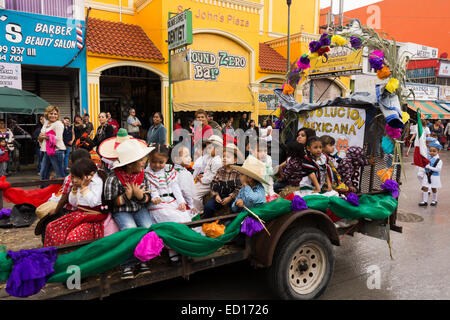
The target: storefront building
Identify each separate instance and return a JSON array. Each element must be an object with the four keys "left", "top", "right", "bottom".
[
  {"left": 82, "top": 0, "right": 349, "bottom": 138},
  {"left": 0, "top": 1, "right": 87, "bottom": 164}
]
